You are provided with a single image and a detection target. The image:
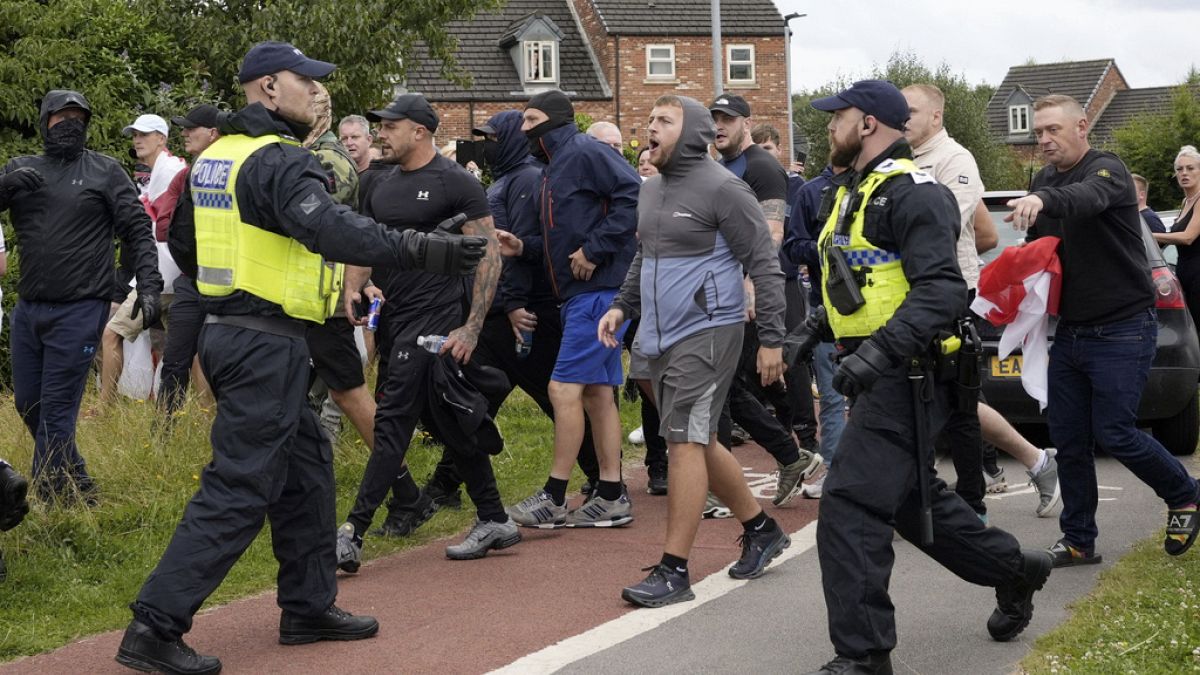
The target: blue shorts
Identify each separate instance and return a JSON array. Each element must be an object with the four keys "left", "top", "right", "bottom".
[{"left": 552, "top": 289, "right": 628, "bottom": 385}]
